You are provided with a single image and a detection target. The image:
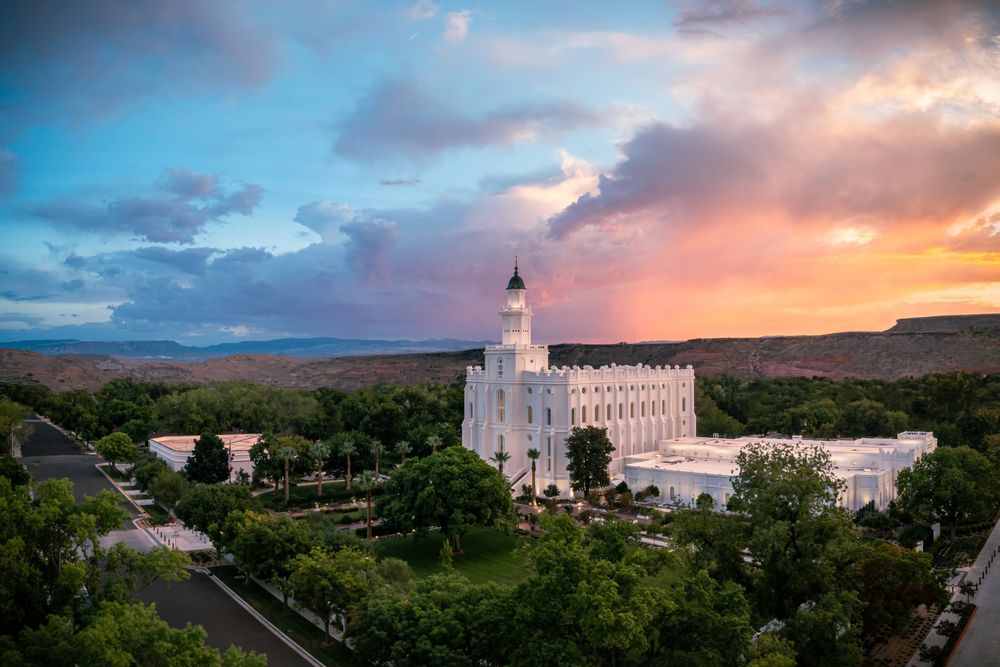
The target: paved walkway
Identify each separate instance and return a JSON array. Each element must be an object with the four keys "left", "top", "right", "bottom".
[{"left": 947, "top": 518, "right": 1000, "bottom": 666}]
